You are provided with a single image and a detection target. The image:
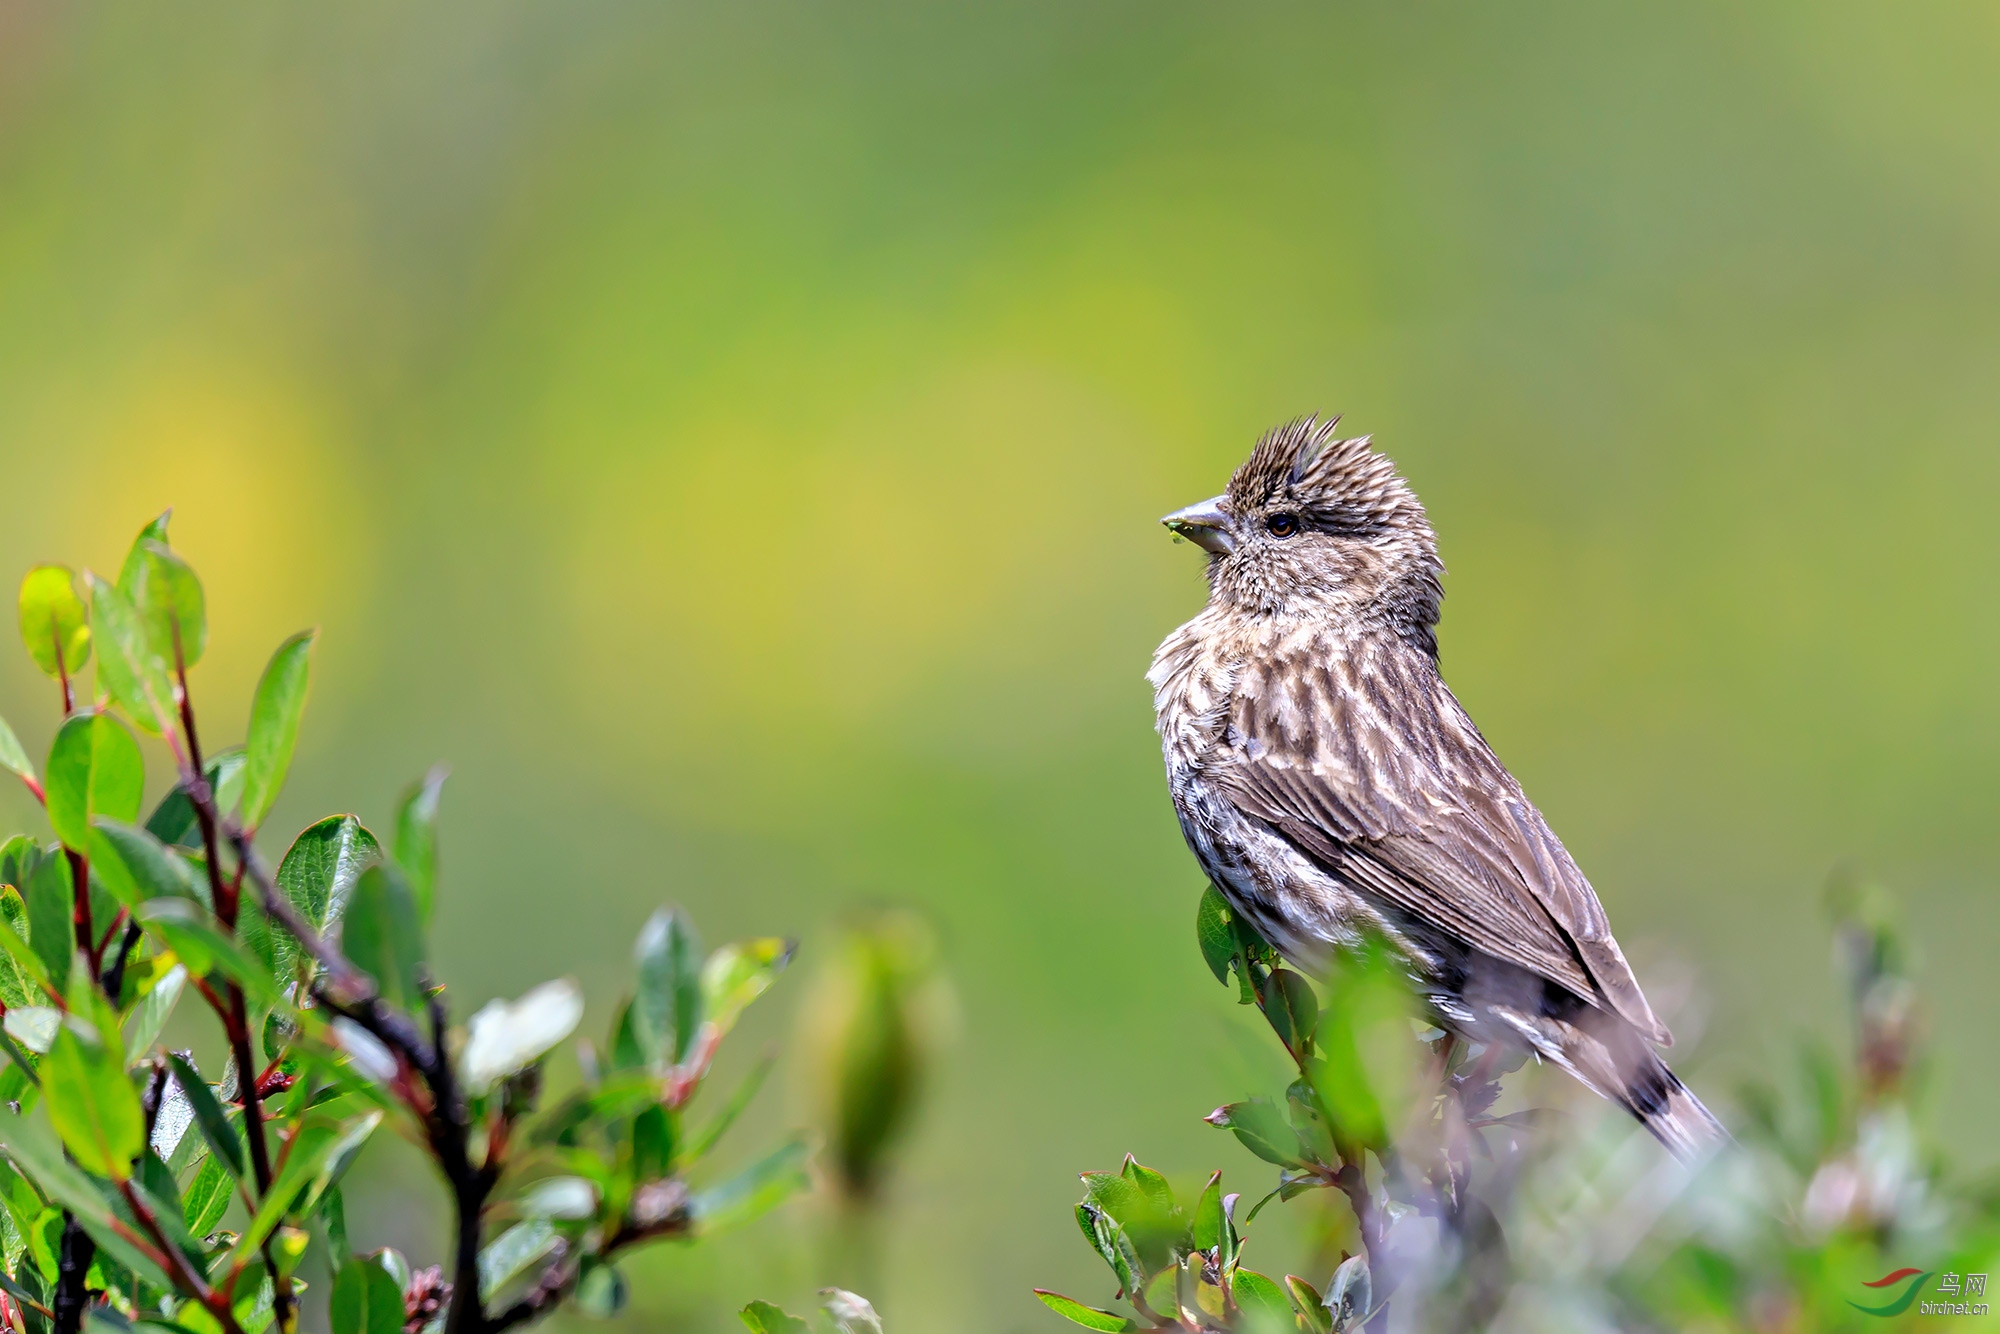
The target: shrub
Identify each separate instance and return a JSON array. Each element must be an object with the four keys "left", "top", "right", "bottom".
[{"left": 0, "top": 517, "right": 807, "bottom": 1334}]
